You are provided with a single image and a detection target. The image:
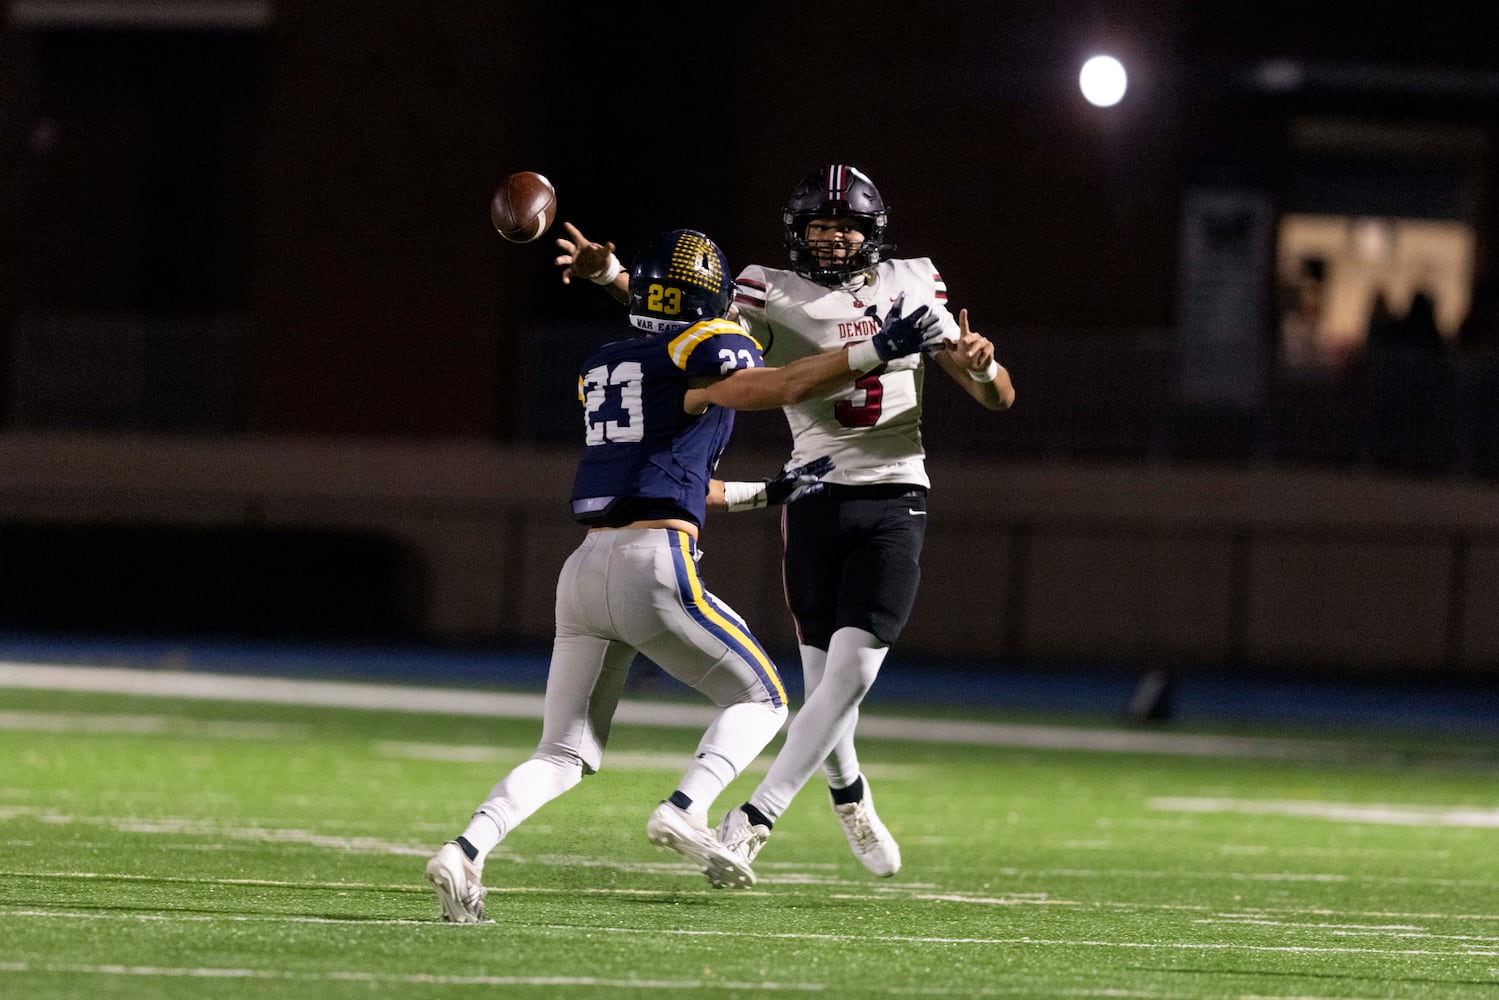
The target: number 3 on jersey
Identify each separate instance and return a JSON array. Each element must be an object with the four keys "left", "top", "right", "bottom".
[
  {"left": 835, "top": 366, "right": 885, "bottom": 428},
  {"left": 582, "top": 361, "right": 644, "bottom": 444}
]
